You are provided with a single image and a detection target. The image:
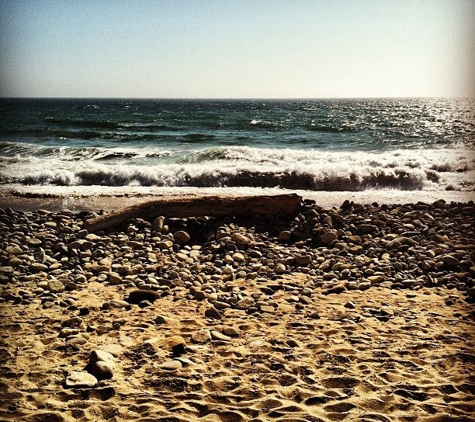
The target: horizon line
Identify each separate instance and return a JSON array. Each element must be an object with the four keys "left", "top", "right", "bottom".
[{"left": 1, "top": 95, "right": 473, "bottom": 101}]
